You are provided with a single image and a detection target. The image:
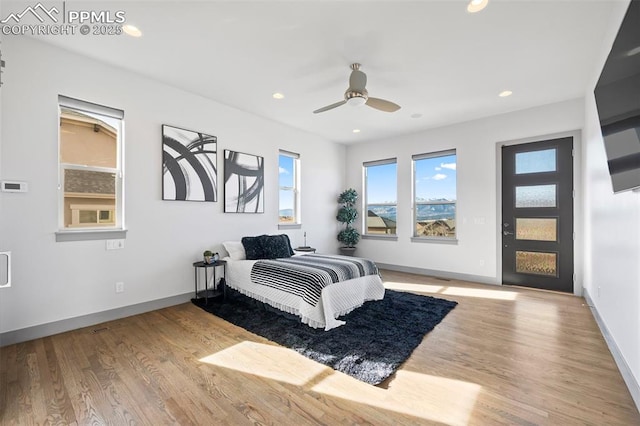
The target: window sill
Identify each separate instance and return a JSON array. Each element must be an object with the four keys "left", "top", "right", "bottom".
[
  {"left": 55, "top": 229, "right": 127, "bottom": 242},
  {"left": 278, "top": 223, "right": 302, "bottom": 230},
  {"left": 362, "top": 234, "right": 398, "bottom": 241},
  {"left": 411, "top": 236, "right": 458, "bottom": 245}
]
